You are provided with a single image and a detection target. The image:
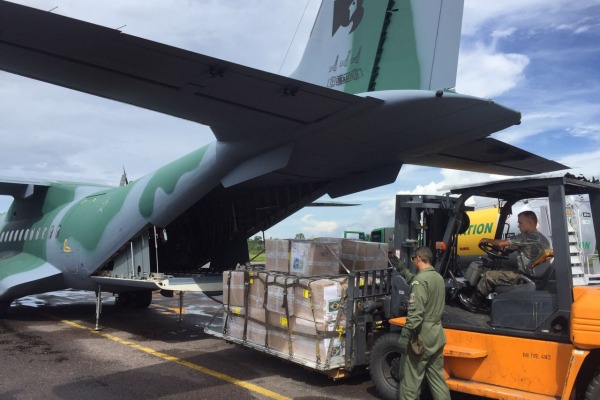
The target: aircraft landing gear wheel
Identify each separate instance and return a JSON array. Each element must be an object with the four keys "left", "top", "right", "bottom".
[
  {"left": 116, "top": 292, "right": 133, "bottom": 306},
  {"left": 370, "top": 332, "right": 402, "bottom": 400},
  {"left": 585, "top": 368, "right": 600, "bottom": 399},
  {"left": 0, "top": 300, "right": 12, "bottom": 318},
  {"left": 116, "top": 291, "right": 153, "bottom": 308},
  {"left": 132, "top": 290, "right": 153, "bottom": 308}
]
